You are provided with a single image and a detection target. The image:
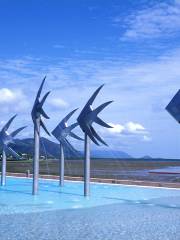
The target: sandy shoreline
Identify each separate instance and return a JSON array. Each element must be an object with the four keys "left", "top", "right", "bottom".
[{"left": 6, "top": 172, "right": 180, "bottom": 189}]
